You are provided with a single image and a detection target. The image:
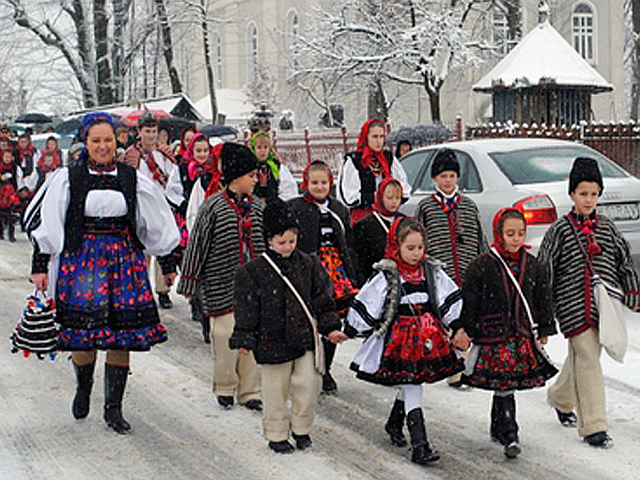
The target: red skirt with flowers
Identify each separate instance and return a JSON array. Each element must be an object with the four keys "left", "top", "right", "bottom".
[
  {"left": 319, "top": 246, "right": 358, "bottom": 316},
  {"left": 357, "top": 314, "right": 464, "bottom": 385},
  {"left": 0, "top": 184, "right": 20, "bottom": 210},
  {"left": 462, "top": 336, "right": 557, "bottom": 391},
  {"left": 56, "top": 228, "right": 167, "bottom": 351}
]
